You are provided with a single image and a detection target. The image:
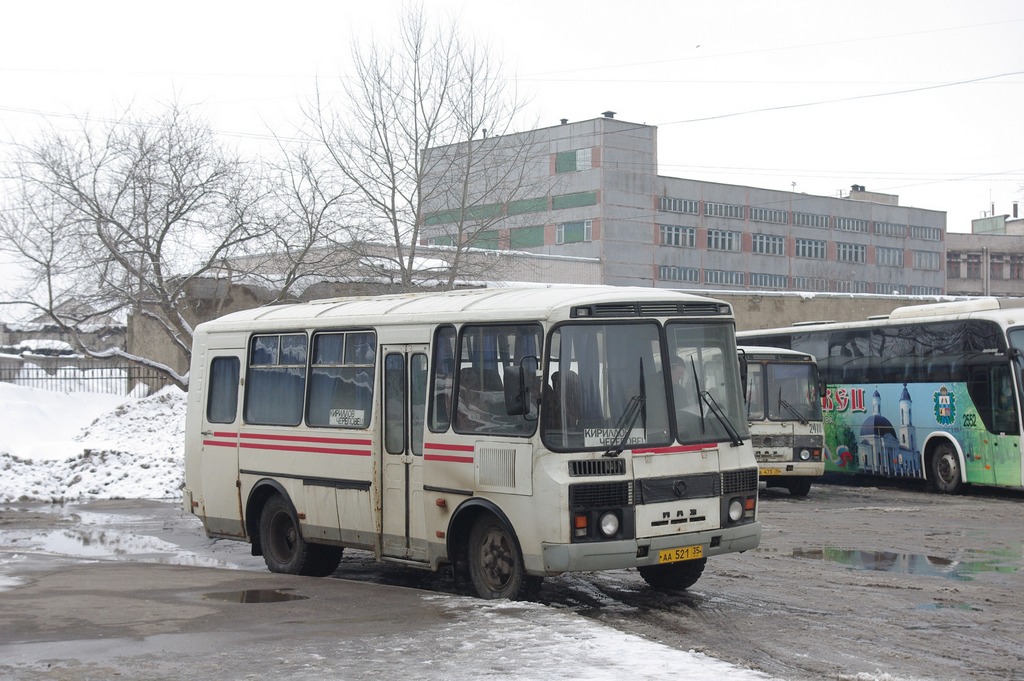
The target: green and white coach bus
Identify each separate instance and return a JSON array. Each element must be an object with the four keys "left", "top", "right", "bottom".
[{"left": 740, "top": 298, "right": 1024, "bottom": 494}]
